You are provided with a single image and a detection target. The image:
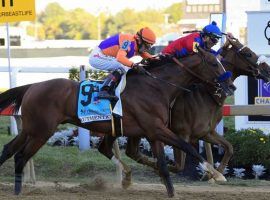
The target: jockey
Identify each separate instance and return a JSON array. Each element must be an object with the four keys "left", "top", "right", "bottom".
[
  {"left": 162, "top": 21, "right": 233, "bottom": 58},
  {"left": 89, "top": 27, "right": 156, "bottom": 100}
]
